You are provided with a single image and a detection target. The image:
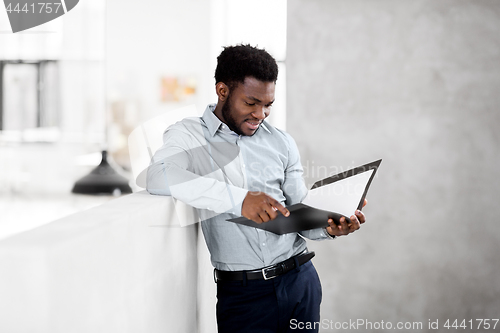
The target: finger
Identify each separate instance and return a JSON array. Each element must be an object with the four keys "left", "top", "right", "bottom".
[
  {"left": 363, "top": 199, "right": 368, "bottom": 207},
  {"left": 349, "top": 215, "right": 361, "bottom": 231},
  {"left": 269, "top": 198, "right": 290, "bottom": 217},
  {"left": 326, "top": 219, "right": 338, "bottom": 236},
  {"left": 355, "top": 210, "right": 366, "bottom": 224},
  {"left": 258, "top": 211, "right": 271, "bottom": 223},
  {"left": 264, "top": 205, "right": 279, "bottom": 220},
  {"left": 339, "top": 216, "right": 350, "bottom": 235},
  {"left": 255, "top": 212, "right": 266, "bottom": 224},
  {"left": 326, "top": 226, "right": 336, "bottom": 237},
  {"left": 331, "top": 217, "right": 340, "bottom": 228},
  {"left": 250, "top": 213, "right": 264, "bottom": 224}
]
